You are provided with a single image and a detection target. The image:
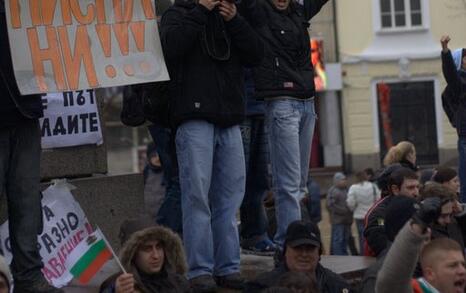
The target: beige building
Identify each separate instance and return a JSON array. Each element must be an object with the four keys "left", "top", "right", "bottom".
[{"left": 335, "top": 0, "right": 466, "bottom": 171}]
